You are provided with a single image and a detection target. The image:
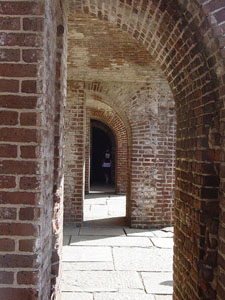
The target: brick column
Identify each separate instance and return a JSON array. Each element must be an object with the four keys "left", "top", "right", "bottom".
[
  {"left": 0, "top": 1, "right": 57, "bottom": 299},
  {"left": 64, "top": 82, "right": 86, "bottom": 224},
  {"left": 85, "top": 111, "right": 91, "bottom": 194}
]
